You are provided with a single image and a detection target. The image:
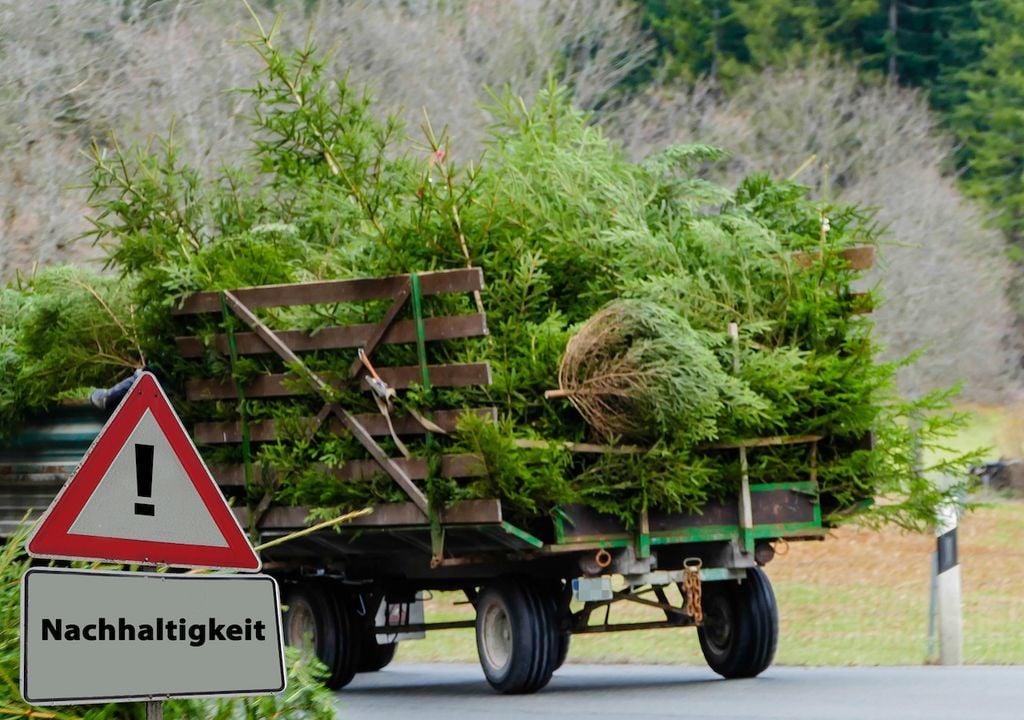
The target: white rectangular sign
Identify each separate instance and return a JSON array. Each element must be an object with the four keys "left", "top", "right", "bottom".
[{"left": 21, "top": 568, "right": 285, "bottom": 705}]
